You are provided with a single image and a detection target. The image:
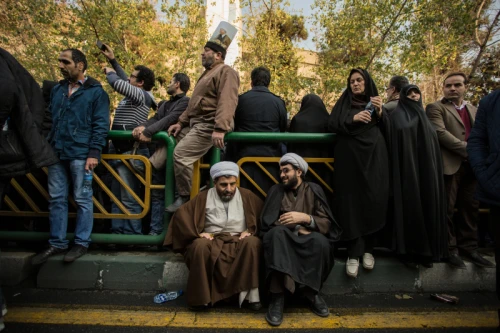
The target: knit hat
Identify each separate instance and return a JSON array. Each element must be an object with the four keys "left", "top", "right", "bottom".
[{"left": 205, "top": 21, "right": 237, "bottom": 59}]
